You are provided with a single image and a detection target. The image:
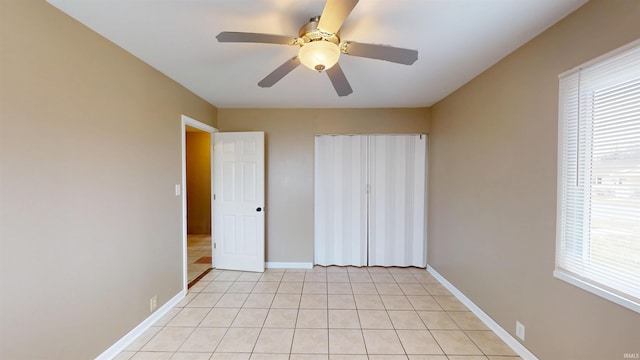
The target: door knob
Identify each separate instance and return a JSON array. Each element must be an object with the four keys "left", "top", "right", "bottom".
[{"left": 256, "top": 207, "right": 262, "bottom": 212}]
